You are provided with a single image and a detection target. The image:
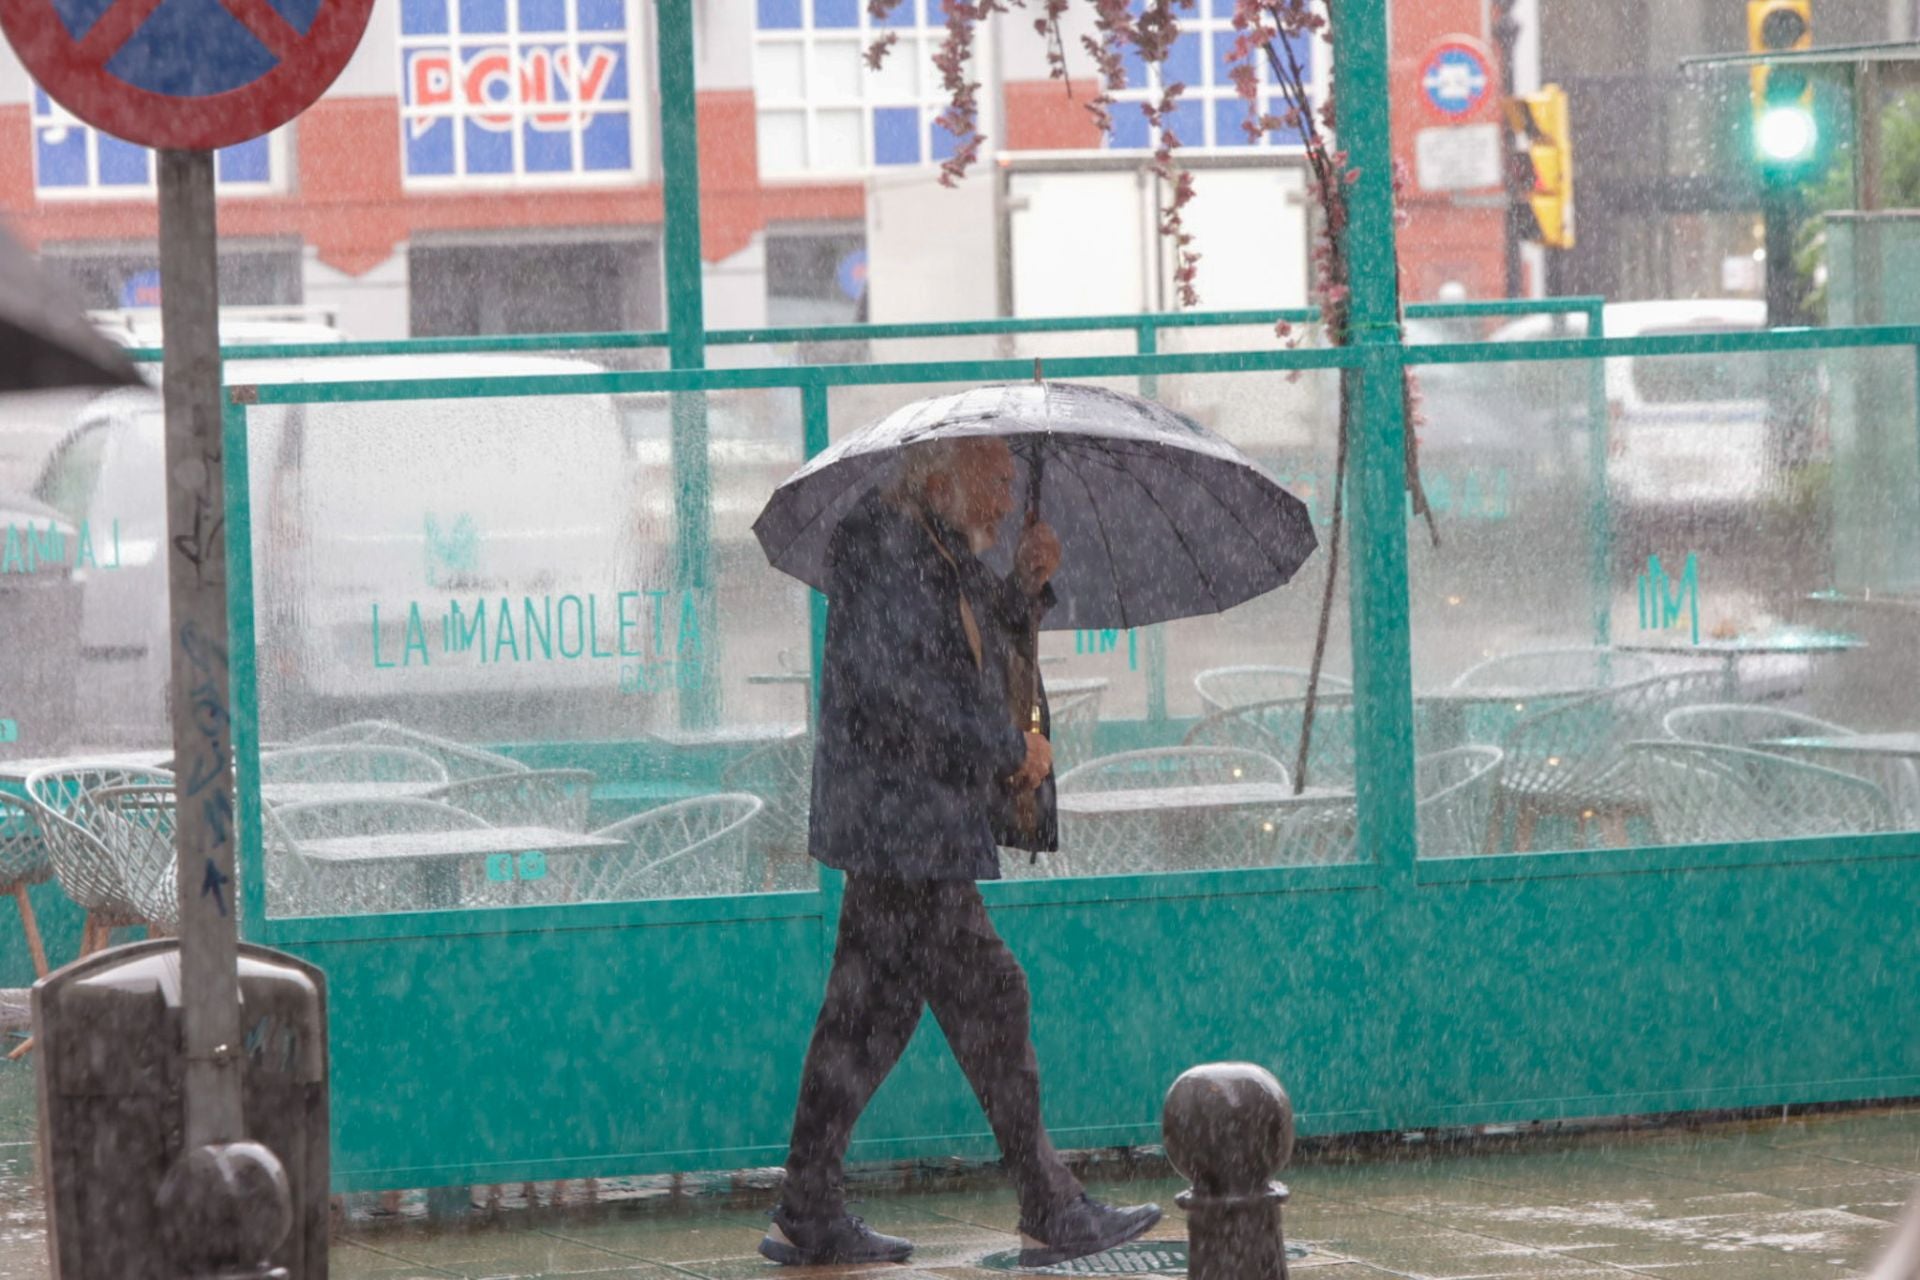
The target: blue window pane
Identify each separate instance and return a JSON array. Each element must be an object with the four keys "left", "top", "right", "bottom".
[
  {"left": 97, "top": 134, "right": 149, "bottom": 185},
  {"left": 578, "top": 42, "right": 627, "bottom": 102},
  {"left": 1213, "top": 98, "right": 1254, "bottom": 147},
  {"left": 406, "top": 115, "right": 456, "bottom": 175},
  {"left": 458, "top": 0, "right": 505, "bottom": 31},
  {"left": 813, "top": 0, "right": 856, "bottom": 25},
  {"left": 576, "top": 0, "right": 622, "bottom": 29},
  {"left": 1263, "top": 93, "right": 1306, "bottom": 145},
  {"left": 1108, "top": 104, "right": 1150, "bottom": 150},
  {"left": 930, "top": 117, "right": 971, "bottom": 162},
  {"left": 518, "top": 0, "right": 563, "bottom": 28},
  {"left": 1119, "top": 38, "right": 1147, "bottom": 91},
  {"left": 216, "top": 136, "right": 271, "bottom": 182},
  {"left": 873, "top": 106, "right": 919, "bottom": 165},
  {"left": 756, "top": 0, "right": 801, "bottom": 28},
  {"left": 401, "top": 0, "right": 446, "bottom": 33},
  {"left": 1281, "top": 27, "right": 1312, "bottom": 80},
  {"left": 1162, "top": 31, "right": 1199, "bottom": 87},
  {"left": 874, "top": 0, "right": 915, "bottom": 26},
  {"left": 35, "top": 125, "right": 87, "bottom": 187},
  {"left": 1213, "top": 30, "right": 1261, "bottom": 89},
  {"left": 462, "top": 44, "right": 513, "bottom": 106},
  {"left": 1162, "top": 98, "right": 1202, "bottom": 147},
  {"left": 581, "top": 111, "right": 631, "bottom": 170},
  {"left": 1210, "top": 0, "right": 1234, "bottom": 14},
  {"left": 464, "top": 118, "right": 513, "bottom": 172},
  {"left": 523, "top": 118, "right": 573, "bottom": 171},
  {"left": 33, "top": 87, "right": 52, "bottom": 114}
]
